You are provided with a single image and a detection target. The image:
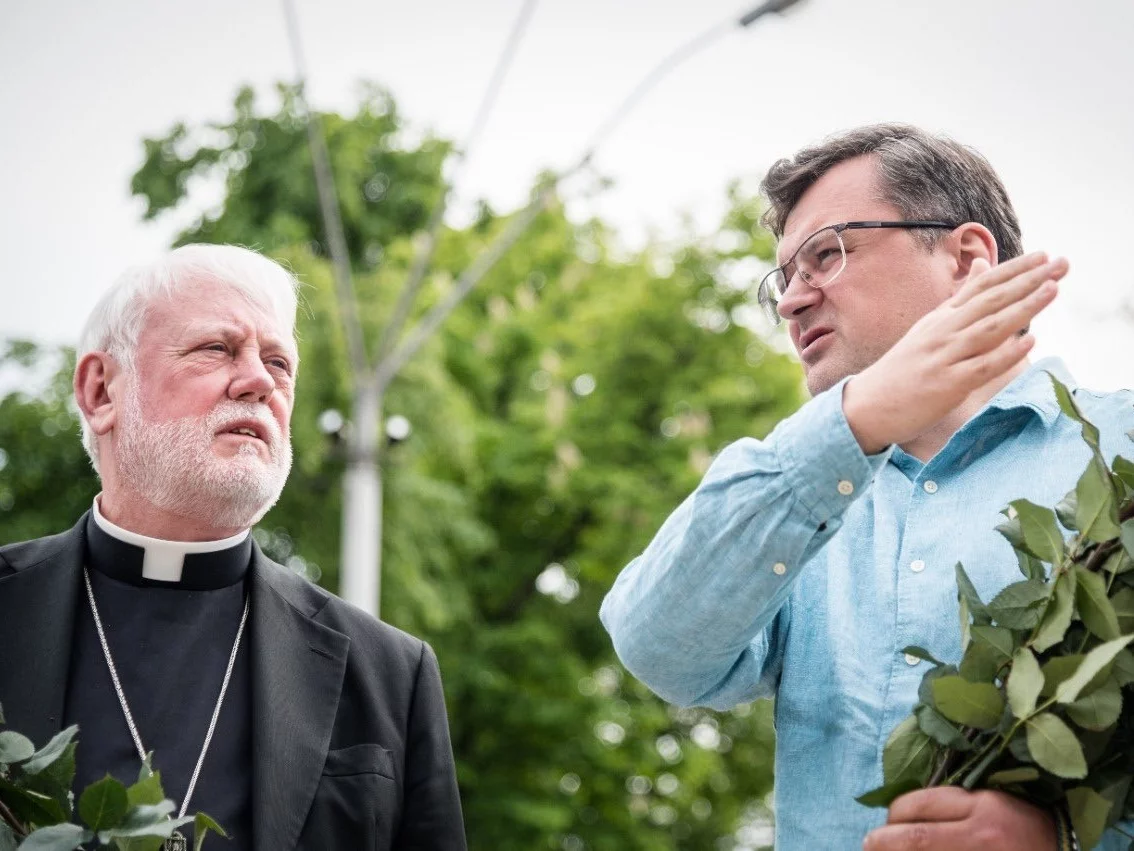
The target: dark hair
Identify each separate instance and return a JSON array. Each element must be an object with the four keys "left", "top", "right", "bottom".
[{"left": 760, "top": 123, "right": 1022, "bottom": 263}]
